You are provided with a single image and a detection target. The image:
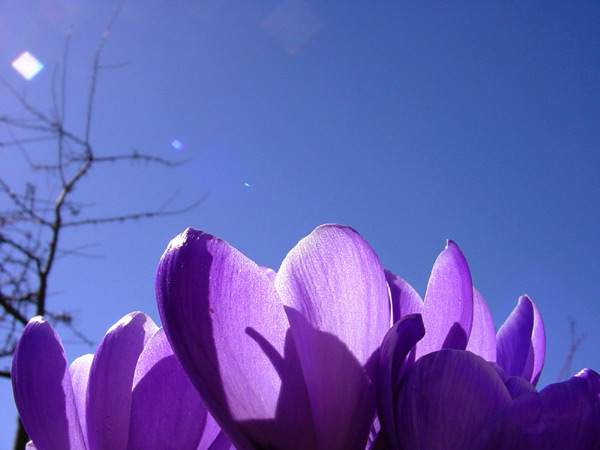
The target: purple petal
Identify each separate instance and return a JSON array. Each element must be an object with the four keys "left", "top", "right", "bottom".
[
  {"left": 396, "top": 349, "right": 512, "bottom": 449},
  {"left": 416, "top": 240, "right": 473, "bottom": 359},
  {"left": 25, "top": 443, "right": 37, "bottom": 450},
  {"left": 70, "top": 354, "right": 93, "bottom": 449},
  {"left": 86, "top": 312, "right": 158, "bottom": 450},
  {"left": 197, "top": 414, "right": 232, "bottom": 450},
  {"left": 275, "top": 224, "right": 390, "bottom": 449},
  {"left": 127, "top": 328, "right": 209, "bottom": 449},
  {"left": 156, "top": 228, "right": 315, "bottom": 450},
  {"left": 504, "top": 376, "right": 537, "bottom": 399},
  {"left": 475, "top": 368, "right": 600, "bottom": 449},
  {"left": 12, "top": 317, "right": 85, "bottom": 450},
  {"left": 465, "top": 288, "right": 496, "bottom": 362},
  {"left": 496, "top": 296, "right": 534, "bottom": 379},
  {"left": 527, "top": 298, "right": 546, "bottom": 386},
  {"left": 384, "top": 269, "right": 423, "bottom": 323},
  {"left": 377, "top": 314, "right": 425, "bottom": 450},
  {"left": 260, "top": 266, "right": 277, "bottom": 283}
]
